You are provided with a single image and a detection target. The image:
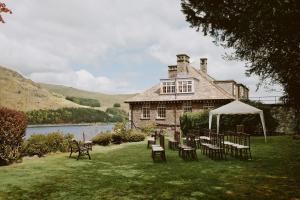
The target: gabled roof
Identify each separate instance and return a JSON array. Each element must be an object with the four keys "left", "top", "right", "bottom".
[{"left": 125, "top": 65, "right": 235, "bottom": 103}]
